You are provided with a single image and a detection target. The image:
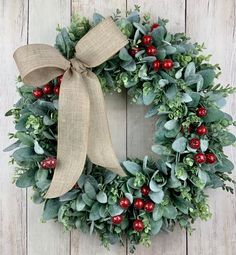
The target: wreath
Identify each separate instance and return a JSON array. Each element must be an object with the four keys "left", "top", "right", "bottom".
[{"left": 5, "top": 8, "right": 236, "bottom": 253}]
